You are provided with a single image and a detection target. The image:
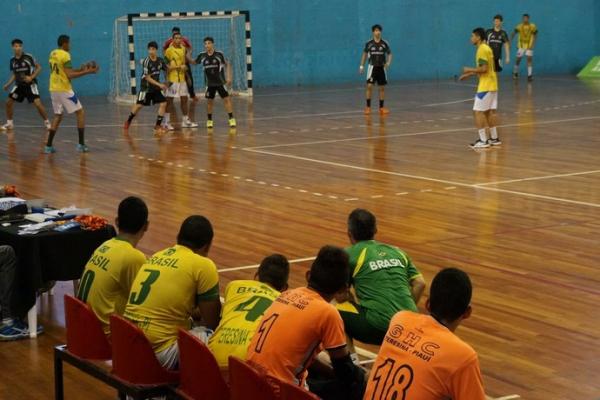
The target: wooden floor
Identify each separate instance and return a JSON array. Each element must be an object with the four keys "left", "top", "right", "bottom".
[{"left": 1, "top": 76, "right": 599, "bottom": 400}]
